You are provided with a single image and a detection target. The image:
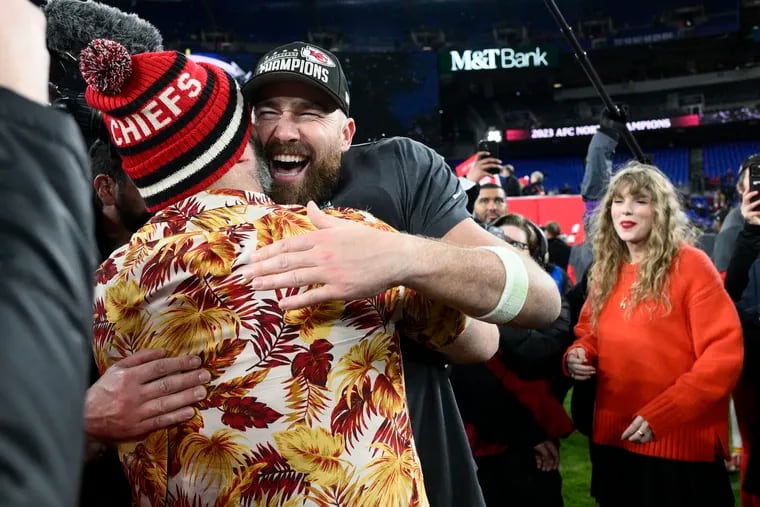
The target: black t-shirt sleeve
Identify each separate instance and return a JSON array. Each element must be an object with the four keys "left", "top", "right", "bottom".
[
  {"left": 336, "top": 137, "right": 470, "bottom": 238},
  {"left": 391, "top": 137, "right": 470, "bottom": 237}
]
